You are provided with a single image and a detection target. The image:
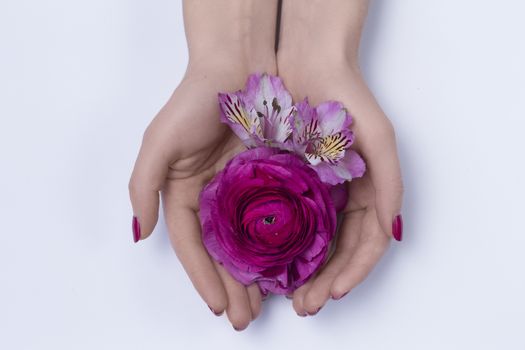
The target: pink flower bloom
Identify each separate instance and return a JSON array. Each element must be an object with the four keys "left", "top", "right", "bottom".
[
  {"left": 218, "top": 73, "right": 295, "bottom": 150},
  {"left": 199, "top": 147, "right": 337, "bottom": 294},
  {"left": 292, "top": 98, "right": 366, "bottom": 185}
]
